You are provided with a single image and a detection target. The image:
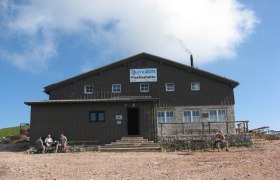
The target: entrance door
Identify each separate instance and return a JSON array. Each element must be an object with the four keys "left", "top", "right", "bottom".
[{"left": 127, "top": 108, "right": 139, "bottom": 135}]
